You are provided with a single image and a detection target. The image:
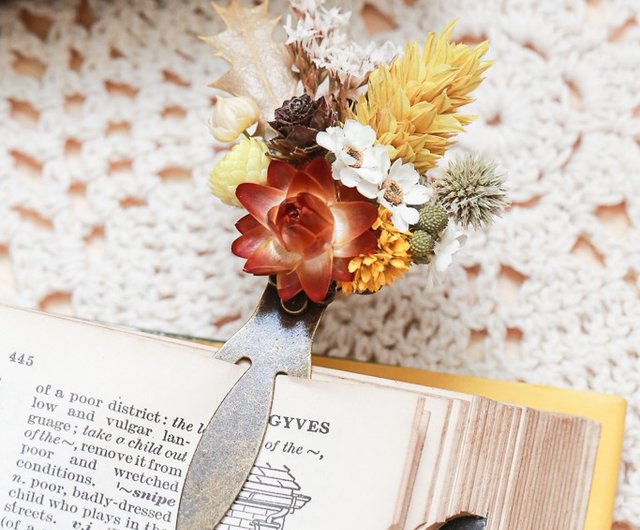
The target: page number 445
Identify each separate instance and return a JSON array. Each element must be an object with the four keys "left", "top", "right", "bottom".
[{"left": 9, "top": 352, "right": 34, "bottom": 367}]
